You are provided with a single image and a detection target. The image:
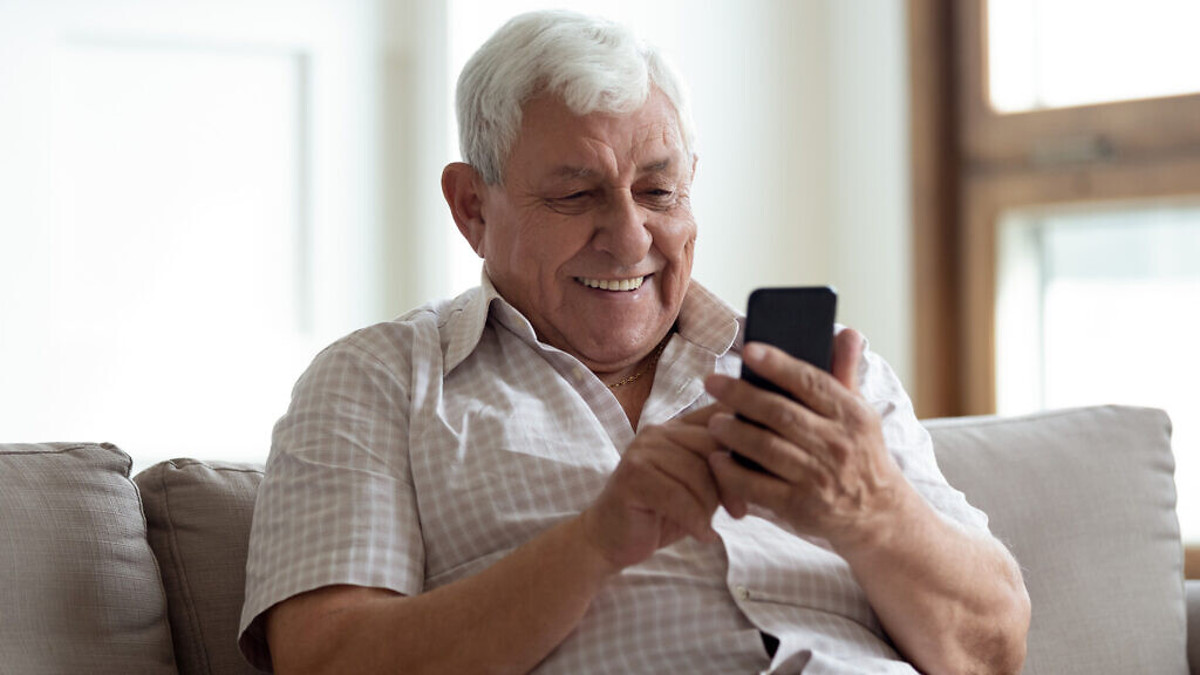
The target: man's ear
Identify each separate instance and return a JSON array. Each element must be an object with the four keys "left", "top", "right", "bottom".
[{"left": 441, "top": 162, "right": 488, "bottom": 258}]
